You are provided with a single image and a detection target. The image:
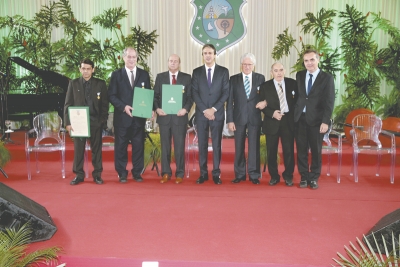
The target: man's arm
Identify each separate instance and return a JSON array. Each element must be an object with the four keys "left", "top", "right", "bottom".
[
  {"left": 191, "top": 69, "right": 208, "bottom": 112},
  {"left": 108, "top": 71, "right": 127, "bottom": 112},
  {"left": 63, "top": 80, "right": 74, "bottom": 127},
  {"left": 99, "top": 80, "right": 109, "bottom": 125}
]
